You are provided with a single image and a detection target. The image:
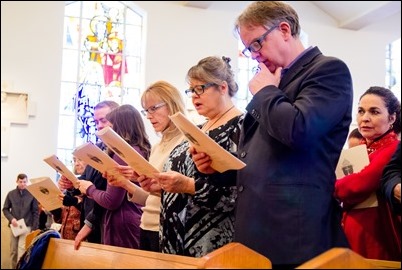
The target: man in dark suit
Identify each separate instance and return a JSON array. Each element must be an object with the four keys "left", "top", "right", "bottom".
[{"left": 233, "top": 1, "right": 352, "bottom": 268}]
